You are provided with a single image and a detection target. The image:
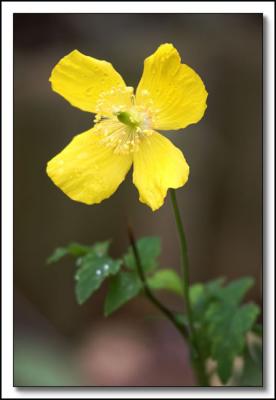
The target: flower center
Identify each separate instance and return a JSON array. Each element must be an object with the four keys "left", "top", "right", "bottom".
[
  {"left": 116, "top": 111, "right": 140, "bottom": 128},
  {"left": 94, "top": 87, "right": 153, "bottom": 154}
]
